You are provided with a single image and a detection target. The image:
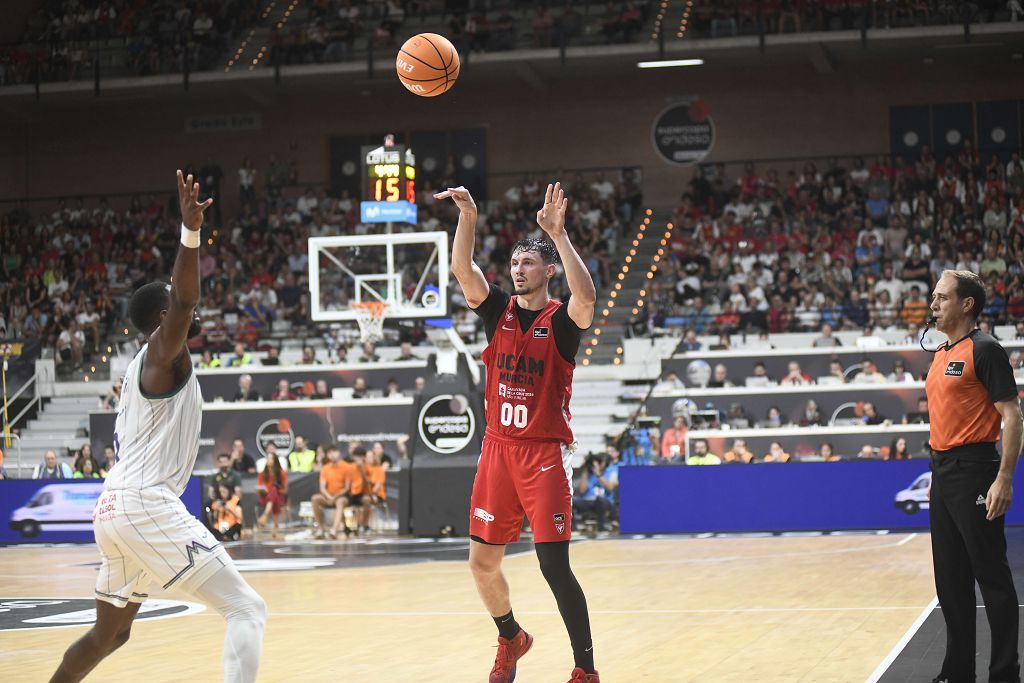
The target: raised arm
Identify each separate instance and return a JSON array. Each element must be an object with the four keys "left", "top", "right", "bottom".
[
  {"left": 434, "top": 186, "right": 489, "bottom": 308},
  {"left": 536, "top": 182, "right": 597, "bottom": 328},
  {"left": 147, "top": 170, "right": 213, "bottom": 368}
]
